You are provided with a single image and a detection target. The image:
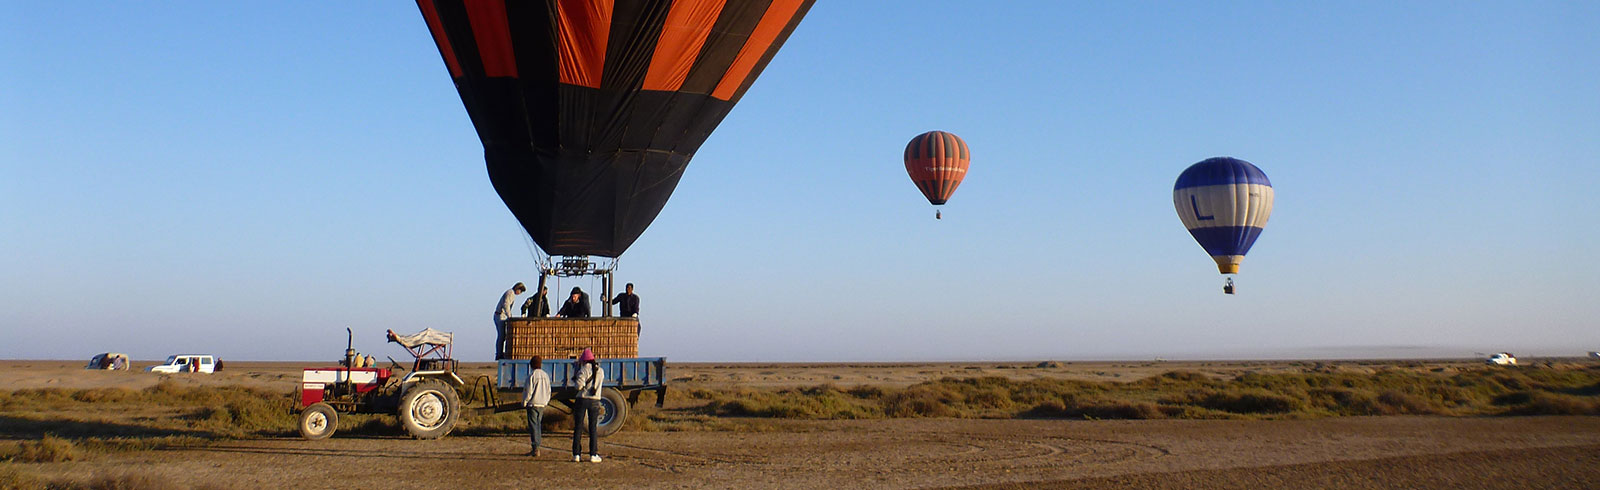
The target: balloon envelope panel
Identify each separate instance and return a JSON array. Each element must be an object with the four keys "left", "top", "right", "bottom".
[
  {"left": 1173, "top": 157, "right": 1273, "bottom": 274},
  {"left": 418, "top": 0, "right": 815, "bottom": 257}
]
